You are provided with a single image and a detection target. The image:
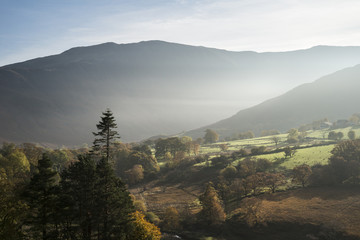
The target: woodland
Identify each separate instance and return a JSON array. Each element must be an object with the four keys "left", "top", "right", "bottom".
[{"left": 2, "top": 109, "right": 360, "bottom": 240}]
